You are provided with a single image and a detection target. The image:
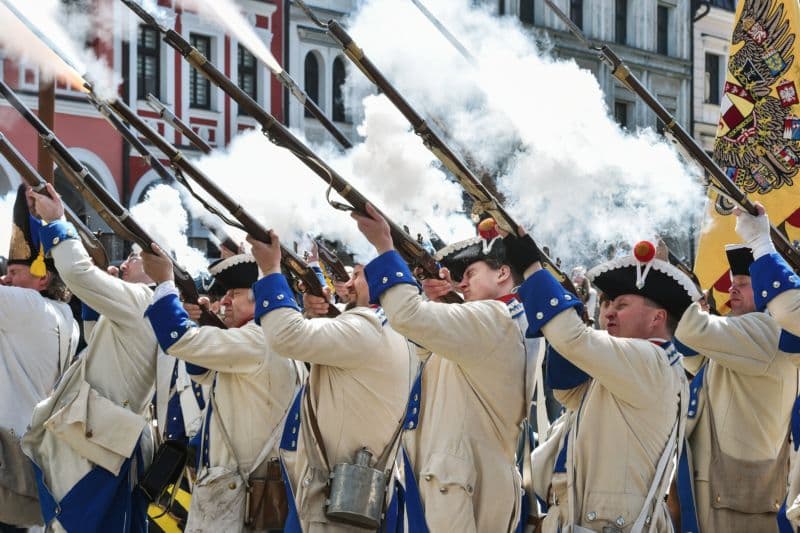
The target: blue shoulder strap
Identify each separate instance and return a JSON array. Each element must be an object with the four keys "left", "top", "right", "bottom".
[
  {"left": 383, "top": 369, "right": 428, "bottom": 533},
  {"left": 278, "top": 385, "right": 305, "bottom": 533},
  {"left": 677, "top": 365, "right": 706, "bottom": 533}
]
